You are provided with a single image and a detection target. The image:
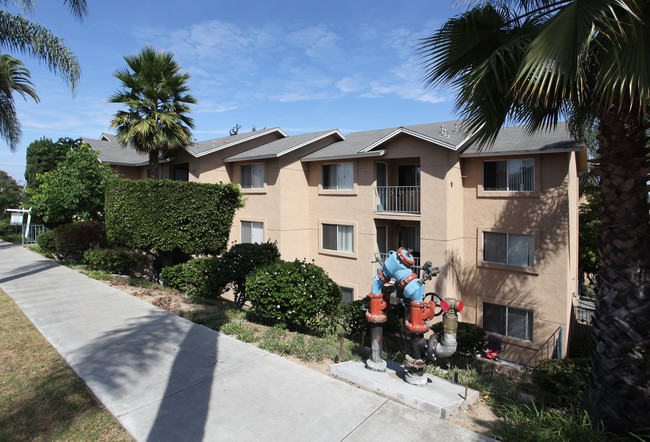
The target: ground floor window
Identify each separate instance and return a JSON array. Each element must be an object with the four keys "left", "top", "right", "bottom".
[
  {"left": 340, "top": 286, "right": 354, "bottom": 304},
  {"left": 483, "top": 302, "right": 534, "bottom": 341},
  {"left": 241, "top": 221, "right": 263, "bottom": 244},
  {"left": 173, "top": 164, "right": 189, "bottom": 181},
  {"left": 322, "top": 224, "right": 354, "bottom": 253}
]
